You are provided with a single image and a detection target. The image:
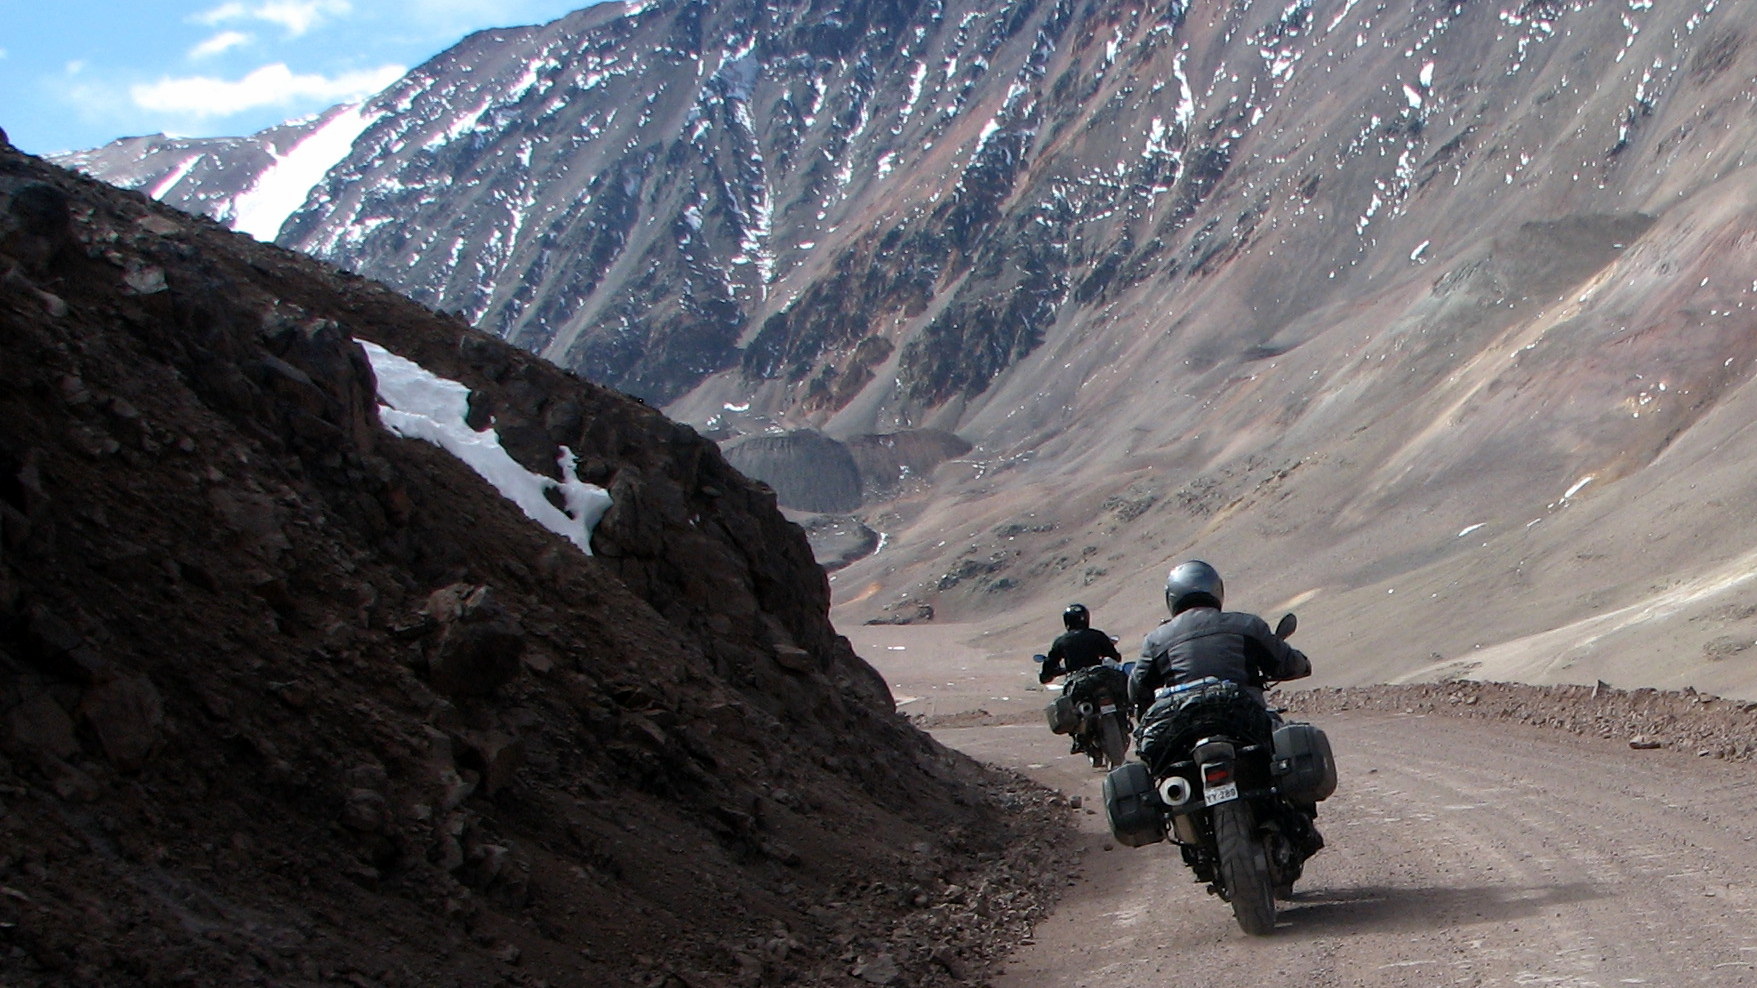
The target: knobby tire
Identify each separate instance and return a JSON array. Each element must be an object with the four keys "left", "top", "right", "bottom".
[
  {"left": 1100, "top": 715, "right": 1127, "bottom": 769},
  {"left": 1214, "top": 800, "right": 1277, "bottom": 935}
]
